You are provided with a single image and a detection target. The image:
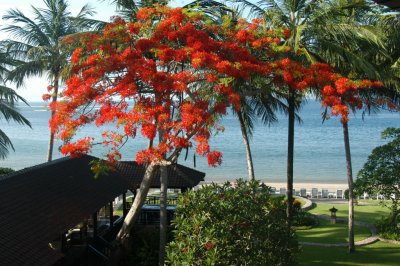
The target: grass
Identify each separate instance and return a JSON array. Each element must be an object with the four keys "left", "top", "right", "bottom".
[
  {"left": 299, "top": 242, "right": 400, "bottom": 266},
  {"left": 309, "top": 202, "right": 390, "bottom": 224},
  {"left": 297, "top": 201, "right": 399, "bottom": 265},
  {"left": 296, "top": 218, "right": 371, "bottom": 244}
]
